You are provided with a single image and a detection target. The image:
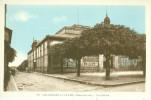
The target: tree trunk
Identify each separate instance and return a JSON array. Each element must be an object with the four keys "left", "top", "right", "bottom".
[
  {"left": 77, "top": 58, "right": 81, "bottom": 77},
  {"left": 141, "top": 57, "right": 146, "bottom": 77},
  {"left": 143, "top": 61, "right": 146, "bottom": 77},
  {"left": 143, "top": 68, "right": 145, "bottom": 77},
  {"left": 106, "top": 68, "right": 110, "bottom": 80},
  {"left": 105, "top": 56, "right": 110, "bottom": 80},
  {"left": 60, "top": 56, "right": 63, "bottom": 74}
]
